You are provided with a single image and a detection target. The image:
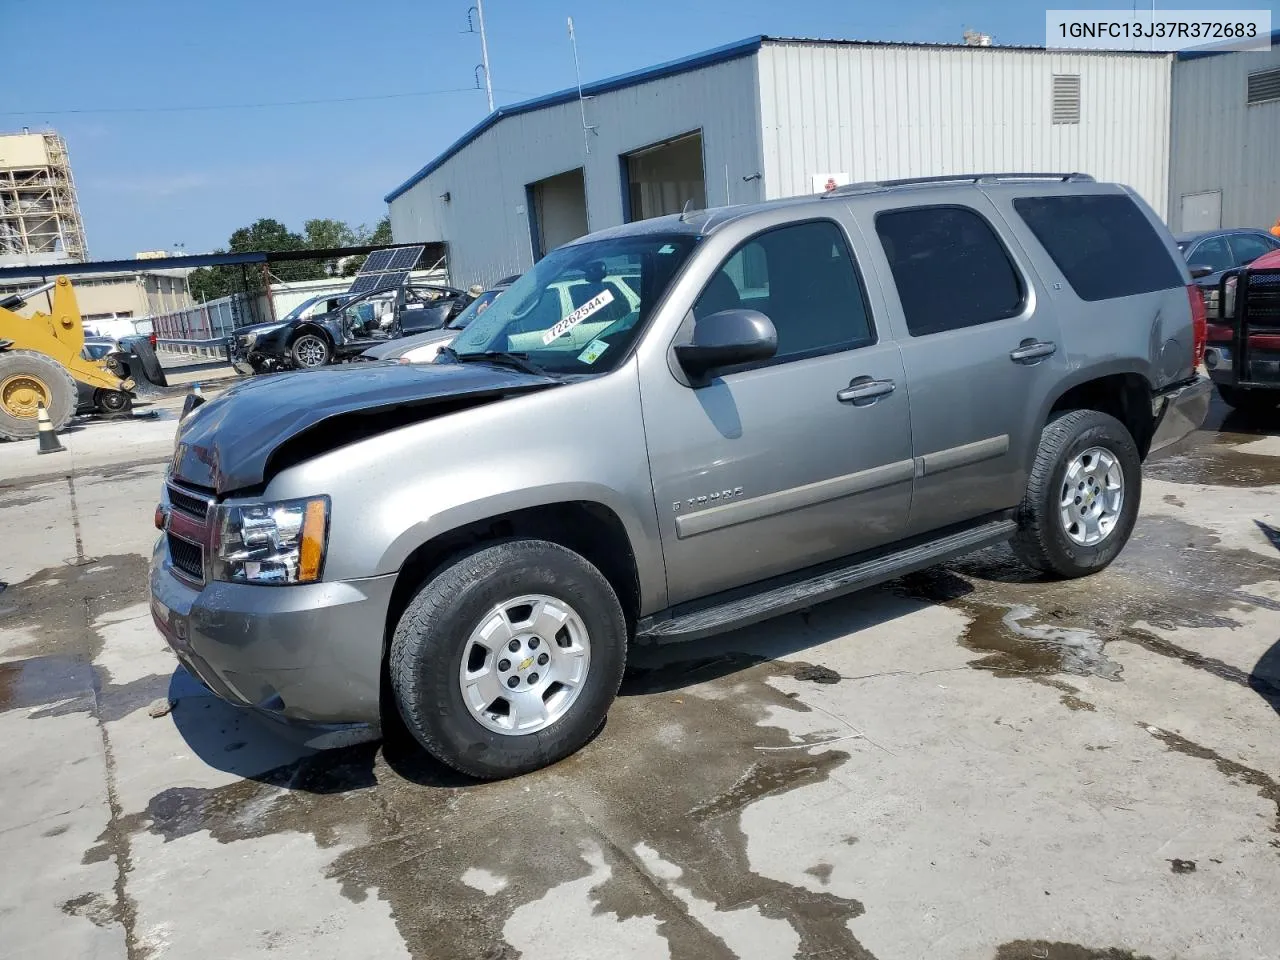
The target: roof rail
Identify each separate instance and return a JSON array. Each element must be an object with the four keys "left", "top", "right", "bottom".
[{"left": 821, "top": 172, "right": 1095, "bottom": 198}]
